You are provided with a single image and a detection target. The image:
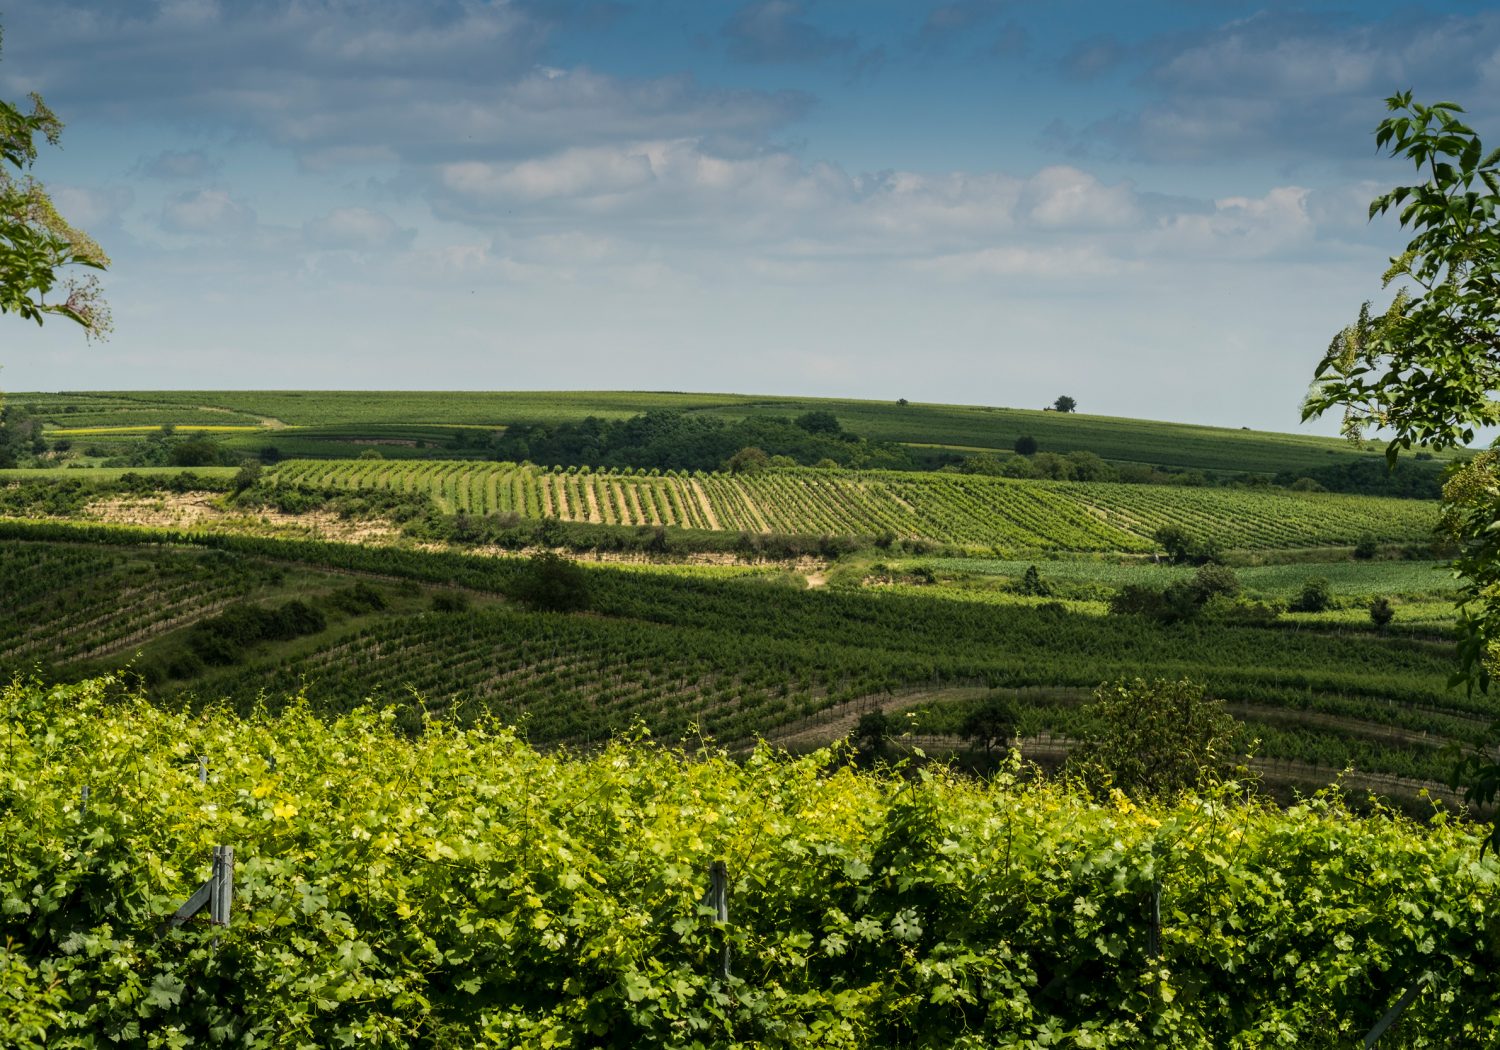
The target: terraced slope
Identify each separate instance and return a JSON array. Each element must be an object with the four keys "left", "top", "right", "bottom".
[{"left": 268, "top": 459, "right": 1439, "bottom": 552}]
